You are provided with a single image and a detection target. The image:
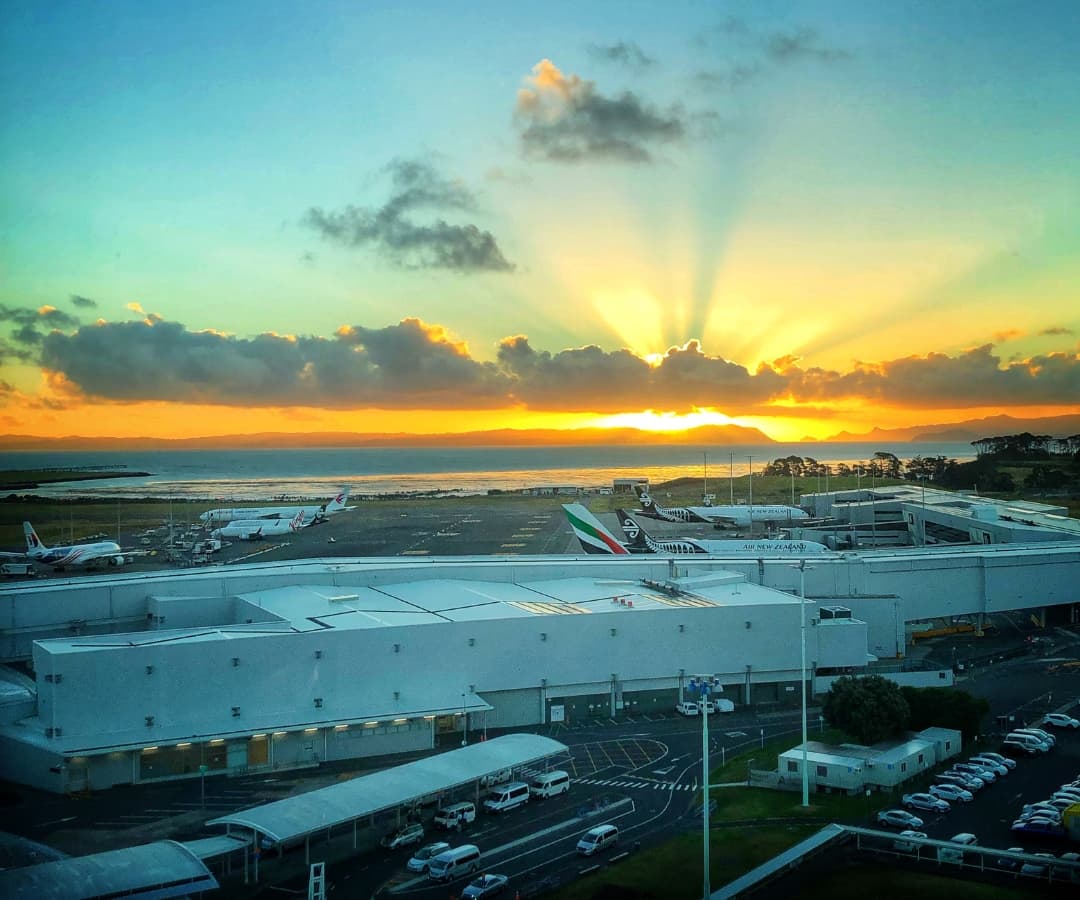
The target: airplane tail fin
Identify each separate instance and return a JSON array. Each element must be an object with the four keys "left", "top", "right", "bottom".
[
  {"left": 325, "top": 487, "right": 350, "bottom": 513},
  {"left": 23, "top": 522, "right": 45, "bottom": 553},
  {"left": 614, "top": 509, "right": 654, "bottom": 553},
  {"left": 290, "top": 510, "right": 306, "bottom": 531},
  {"left": 562, "top": 504, "right": 630, "bottom": 555},
  {"left": 632, "top": 486, "right": 664, "bottom": 519}
]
